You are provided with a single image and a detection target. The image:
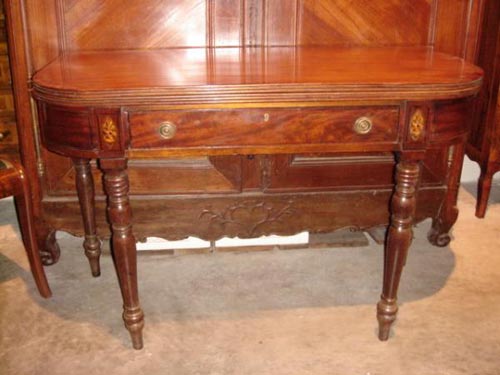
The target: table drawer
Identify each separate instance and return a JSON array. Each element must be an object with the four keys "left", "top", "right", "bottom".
[{"left": 129, "top": 107, "right": 400, "bottom": 150}]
